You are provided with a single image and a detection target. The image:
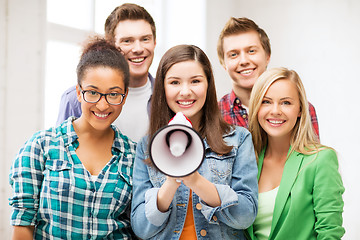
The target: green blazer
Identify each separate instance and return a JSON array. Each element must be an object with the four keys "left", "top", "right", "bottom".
[{"left": 246, "top": 148, "right": 345, "bottom": 240}]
